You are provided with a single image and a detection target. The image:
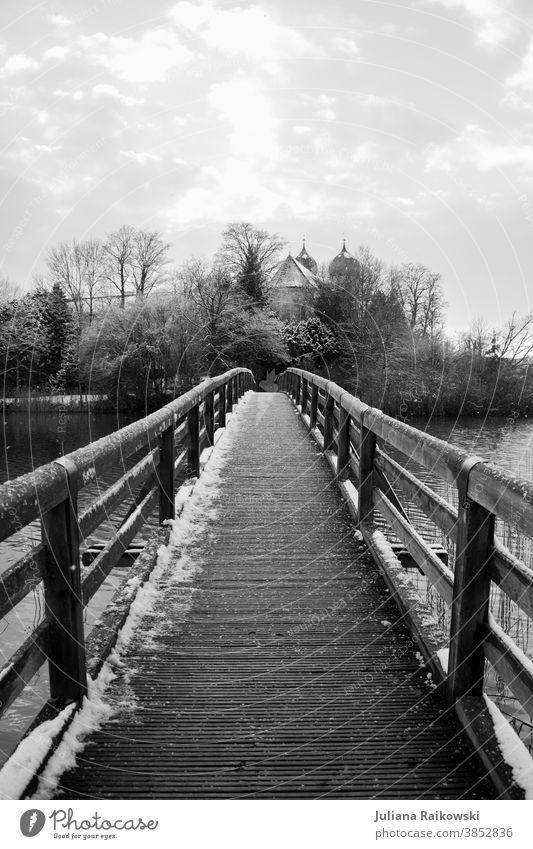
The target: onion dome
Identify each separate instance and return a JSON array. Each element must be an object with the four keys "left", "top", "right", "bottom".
[
  {"left": 296, "top": 237, "right": 318, "bottom": 275},
  {"left": 328, "top": 239, "right": 360, "bottom": 280}
]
